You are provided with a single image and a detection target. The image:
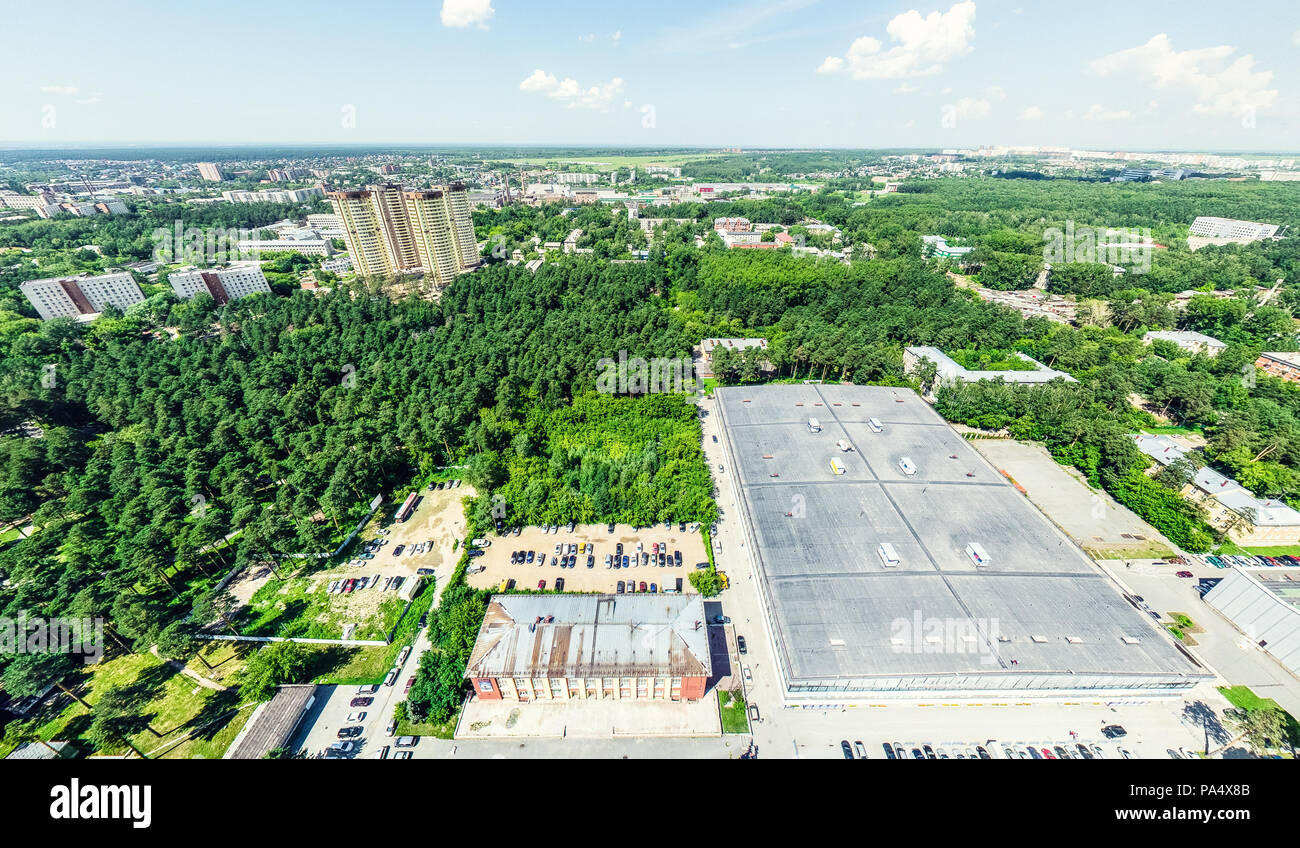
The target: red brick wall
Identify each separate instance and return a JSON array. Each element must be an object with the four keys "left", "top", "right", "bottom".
[
  {"left": 473, "top": 677, "right": 502, "bottom": 700},
  {"left": 680, "top": 676, "right": 706, "bottom": 701}
]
